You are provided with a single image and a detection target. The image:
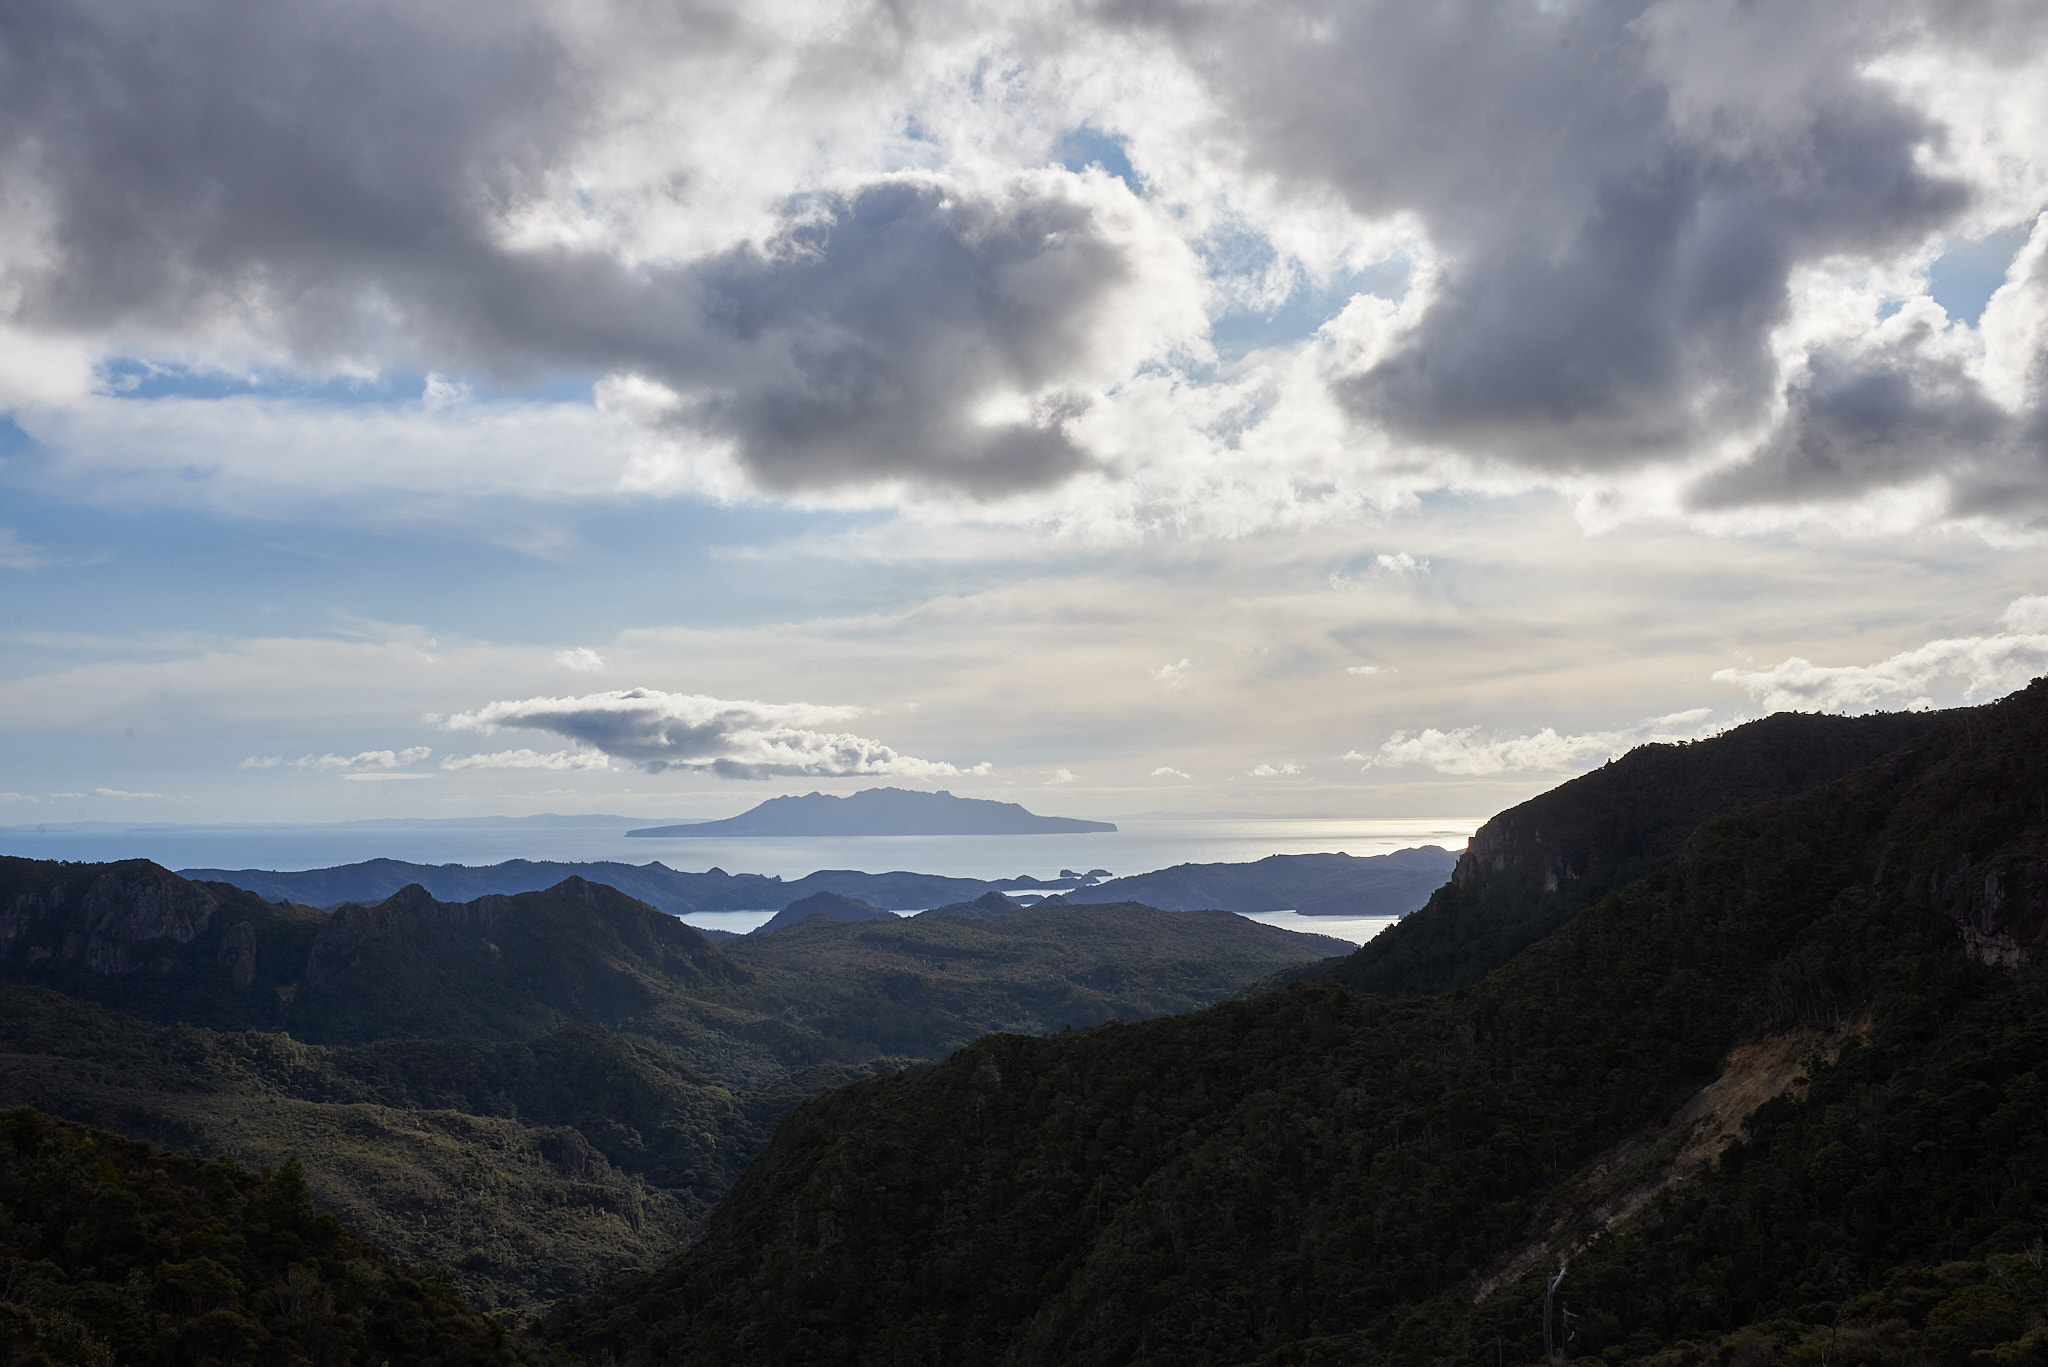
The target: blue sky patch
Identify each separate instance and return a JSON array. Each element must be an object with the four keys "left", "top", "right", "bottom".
[
  {"left": 1927, "top": 225, "right": 2030, "bottom": 327},
  {"left": 1057, "top": 126, "right": 1140, "bottom": 194}
]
